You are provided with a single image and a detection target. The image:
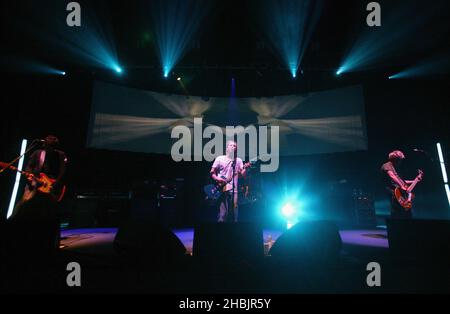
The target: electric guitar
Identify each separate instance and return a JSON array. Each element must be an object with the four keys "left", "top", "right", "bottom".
[
  {"left": 0, "top": 162, "right": 66, "bottom": 202},
  {"left": 394, "top": 169, "right": 423, "bottom": 210},
  {"left": 204, "top": 159, "right": 256, "bottom": 201}
]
